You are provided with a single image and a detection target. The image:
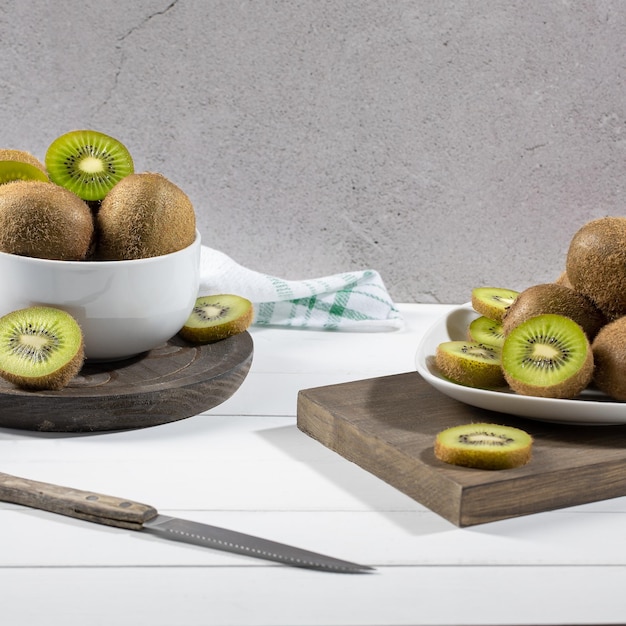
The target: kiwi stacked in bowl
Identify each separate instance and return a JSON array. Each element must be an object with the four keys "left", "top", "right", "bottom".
[
  {"left": 0, "top": 130, "right": 252, "bottom": 391},
  {"left": 434, "top": 216, "right": 626, "bottom": 402}
]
